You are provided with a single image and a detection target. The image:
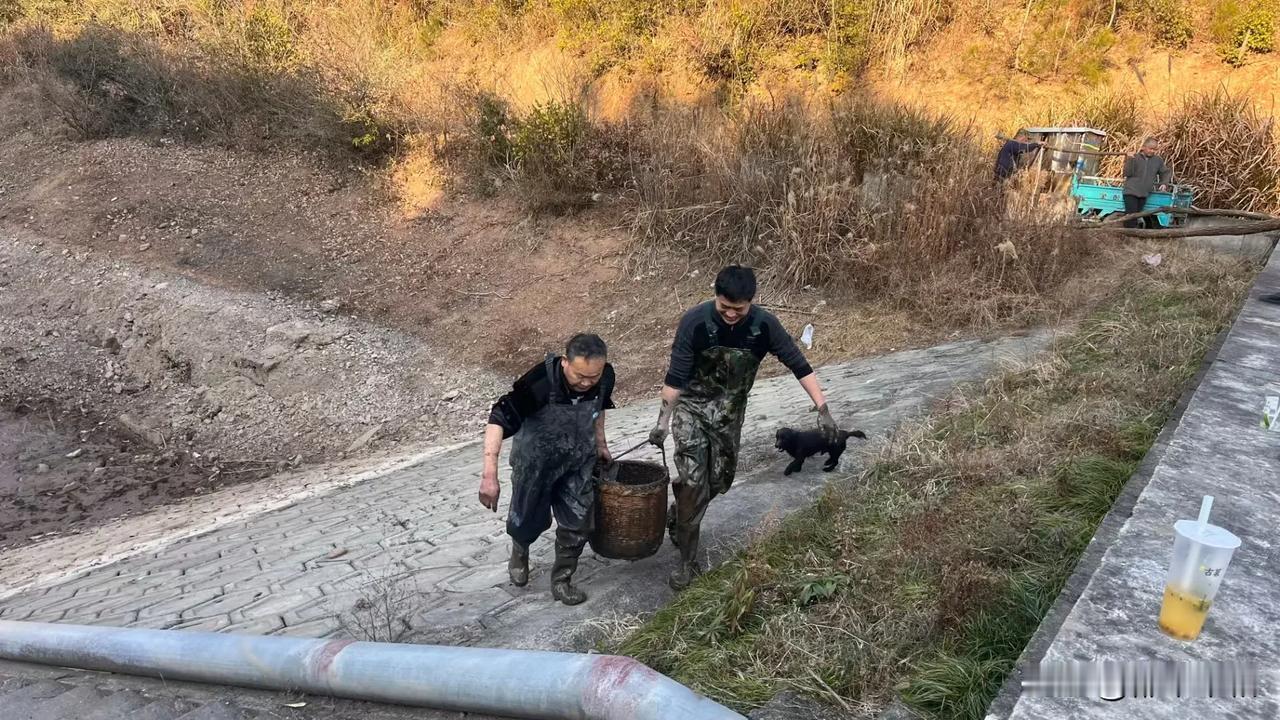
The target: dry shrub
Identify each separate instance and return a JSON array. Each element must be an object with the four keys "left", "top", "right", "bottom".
[
  {"left": 1, "top": 23, "right": 364, "bottom": 156},
  {"left": 336, "top": 567, "right": 422, "bottom": 643},
  {"left": 446, "top": 86, "right": 636, "bottom": 212},
  {"left": 632, "top": 96, "right": 1093, "bottom": 326},
  {"left": 430, "top": 83, "right": 517, "bottom": 191},
  {"left": 1156, "top": 88, "right": 1280, "bottom": 213}
]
